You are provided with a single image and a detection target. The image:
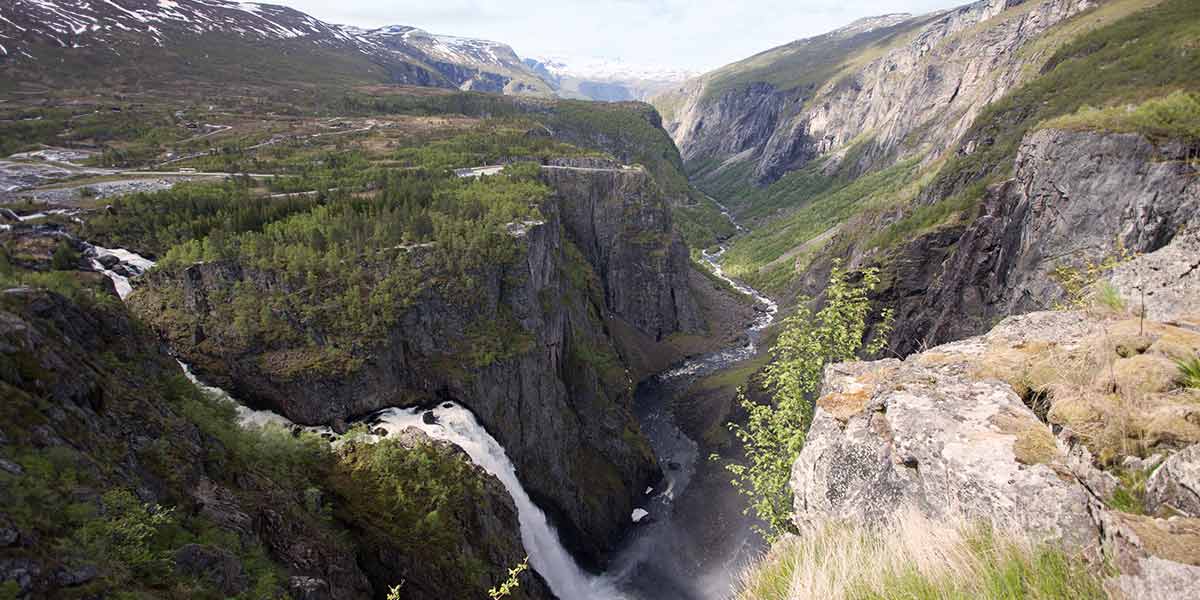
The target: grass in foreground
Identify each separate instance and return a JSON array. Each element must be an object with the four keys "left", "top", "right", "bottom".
[{"left": 737, "top": 509, "right": 1108, "bottom": 600}]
